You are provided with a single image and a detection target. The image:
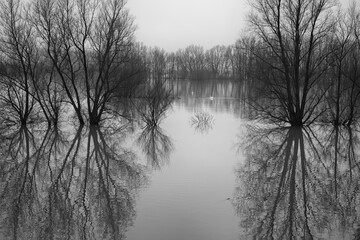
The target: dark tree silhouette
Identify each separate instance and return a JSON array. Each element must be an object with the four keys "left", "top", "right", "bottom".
[
  {"left": 248, "top": 0, "right": 337, "bottom": 125},
  {"left": 0, "top": 0, "right": 38, "bottom": 125},
  {"left": 33, "top": 0, "right": 138, "bottom": 125}
]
